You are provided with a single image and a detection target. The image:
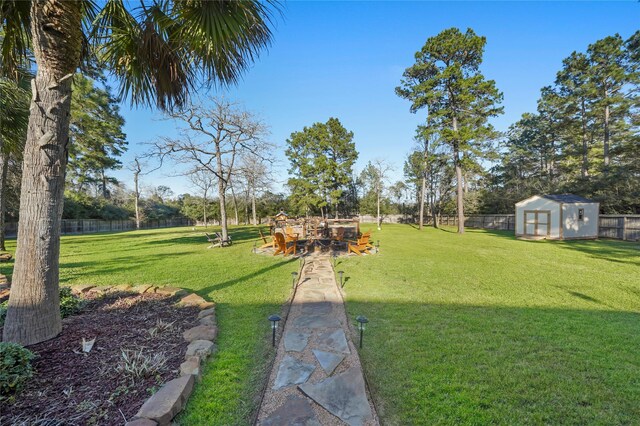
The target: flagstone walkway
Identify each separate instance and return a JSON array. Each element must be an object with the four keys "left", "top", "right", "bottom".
[{"left": 257, "top": 253, "right": 379, "bottom": 426}]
